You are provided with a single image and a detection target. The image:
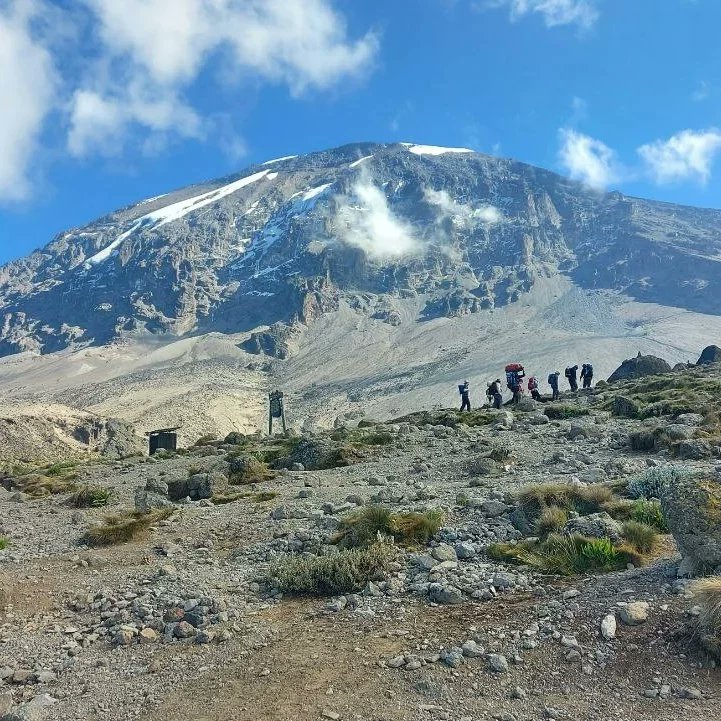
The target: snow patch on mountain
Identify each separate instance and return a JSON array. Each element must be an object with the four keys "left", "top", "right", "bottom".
[
  {"left": 262, "top": 155, "right": 298, "bottom": 165},
  {"left": 349, "top": 155, "right": 374, "bottom": 168},
  {"left": 301, "top": 183, "right": 333, "bottom": 201},
  {"left": 406, "top": 144, "right": 474, "bottom": 156}
]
